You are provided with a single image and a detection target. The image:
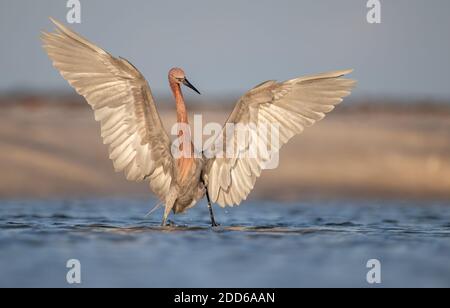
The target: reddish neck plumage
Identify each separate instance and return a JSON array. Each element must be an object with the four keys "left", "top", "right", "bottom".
[
  {"left": 169, "top": 78, "right": 193, "bottom": 170},
  {"left": 170, "top": 80, "right": 188, "bottom": 124}
]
